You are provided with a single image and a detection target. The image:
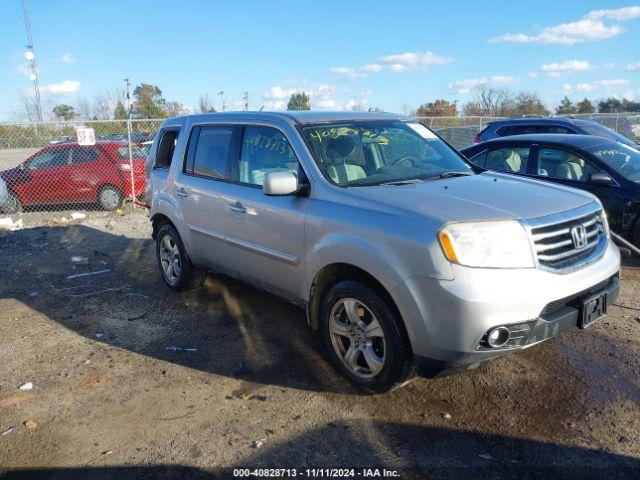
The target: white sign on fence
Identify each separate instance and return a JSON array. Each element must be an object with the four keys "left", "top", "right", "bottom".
[{"left": 76, "top": 127, "right": 96, "bottom": 146}]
